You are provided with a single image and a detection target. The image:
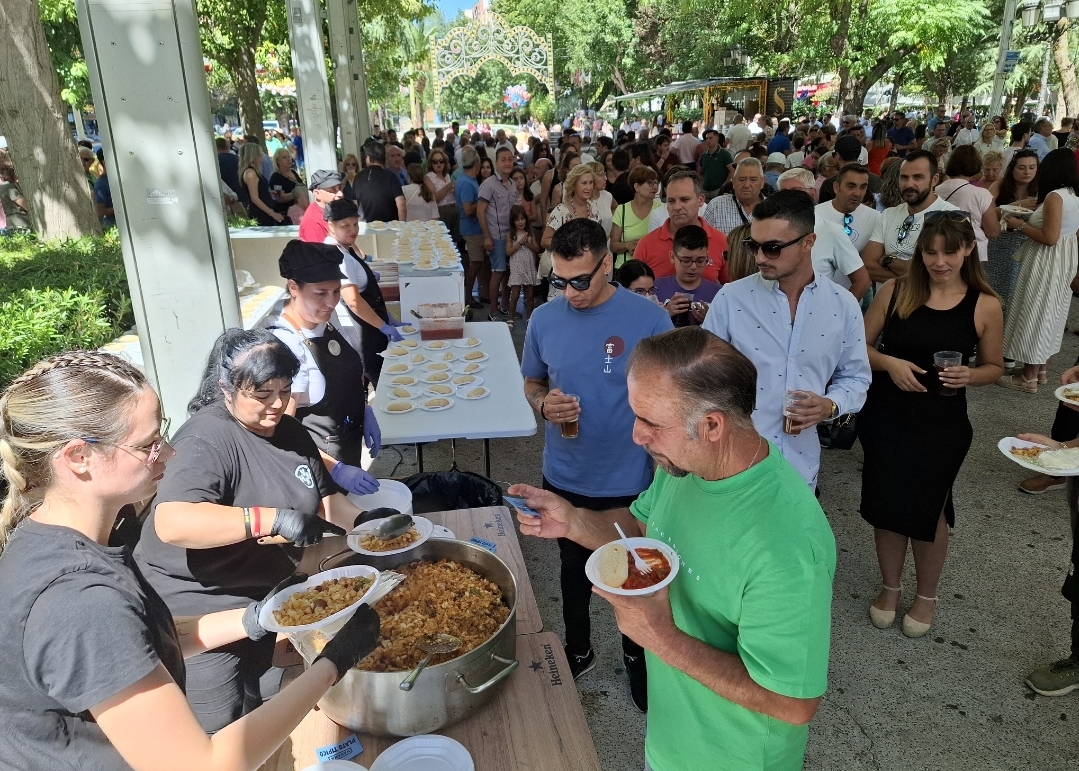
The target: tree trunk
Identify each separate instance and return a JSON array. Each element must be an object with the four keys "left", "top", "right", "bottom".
[
  {"left": 889, "top": 71, "right": 904, "bottom": 113},
  {"left": 1002, "top": 93, "right": 1013, "bottom": 121},
  {"left": 1055, "top": 21, "right": 1079, "bottom": 119},
  {"left": 231, "top": 43, "right": 264, "bottom": 141},
  {"left": 0, "top": 0, "right": 100, "bottom": 239}
]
